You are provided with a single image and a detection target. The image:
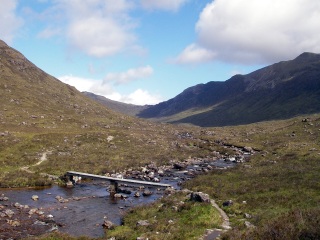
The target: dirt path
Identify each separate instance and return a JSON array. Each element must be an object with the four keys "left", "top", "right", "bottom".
[
  {"left": 20, "top": 151, "right": 52, "bottom": 173},
  {"left": 34, "top": 151, "right": 51, "bottom": 166},
  {"left": 210, "top": 199, "right": 231, "bottom": 230},
  {"left": 201, "top": 199, "right": 231, "bottom": 240}
]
